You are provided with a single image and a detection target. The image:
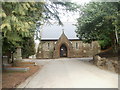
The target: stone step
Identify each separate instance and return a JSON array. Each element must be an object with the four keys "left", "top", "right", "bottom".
[{"left": 3, "top": 67, "right": 30, "bottom": 72}]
